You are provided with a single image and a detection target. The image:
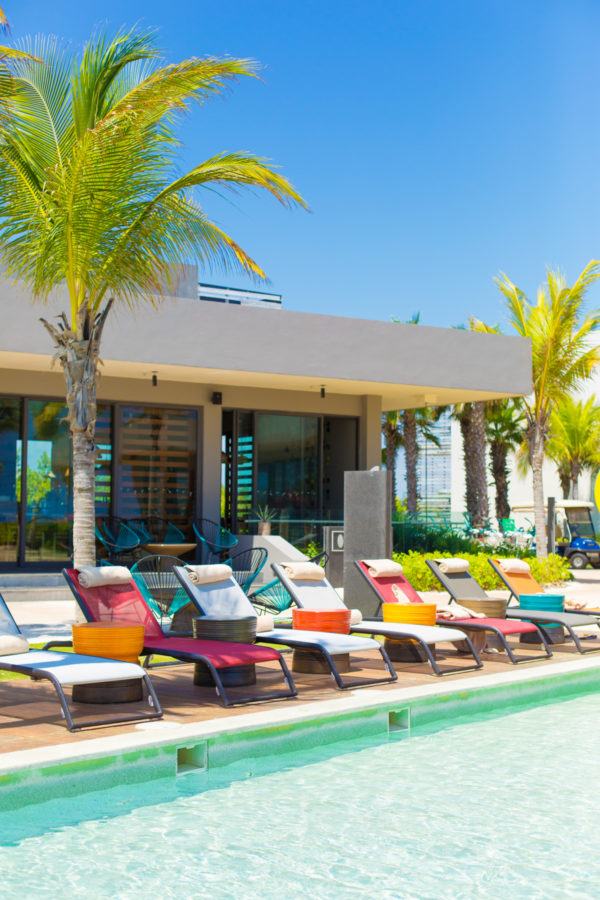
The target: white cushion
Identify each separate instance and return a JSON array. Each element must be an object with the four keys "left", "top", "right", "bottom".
[
  {"left": 256, "top": 613, "right": 275, "bottom": 632},
  {"left": 281, "top": 562, "right": 325, "bottom": 581},
  {"left": 437, "top": 558, "right": 470, "bottom": 574},
  {"left": 362, "top": 559, "right": 403, "bottom": 577},
  {"left": 498, "top": 558, "right": 531, "bottom": 574},
  {"left": 78, "top": 566, "right": 132, "bottom": 588},
  {"left": 185, "top": 564, "right": 233, "bottom": 586},
  {"left": 0, "top": 633, "right": 29, "bottom": 655}
]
